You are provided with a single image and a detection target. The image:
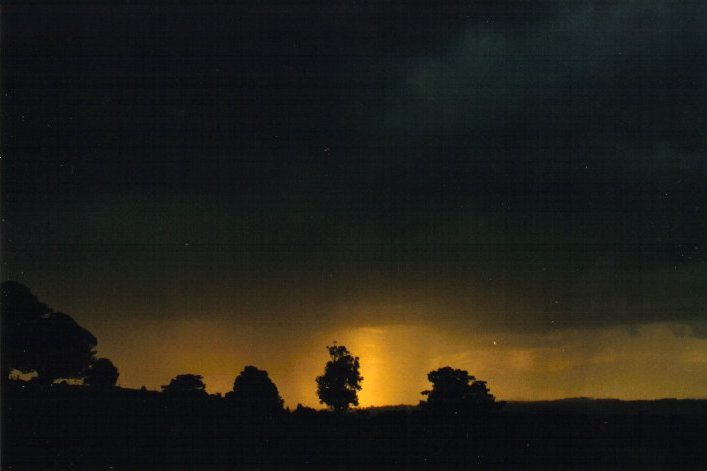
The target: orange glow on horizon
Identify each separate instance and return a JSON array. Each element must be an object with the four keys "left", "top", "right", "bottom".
[{"left": 78, "top": 316, "right": 707, "bottom": 407}]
